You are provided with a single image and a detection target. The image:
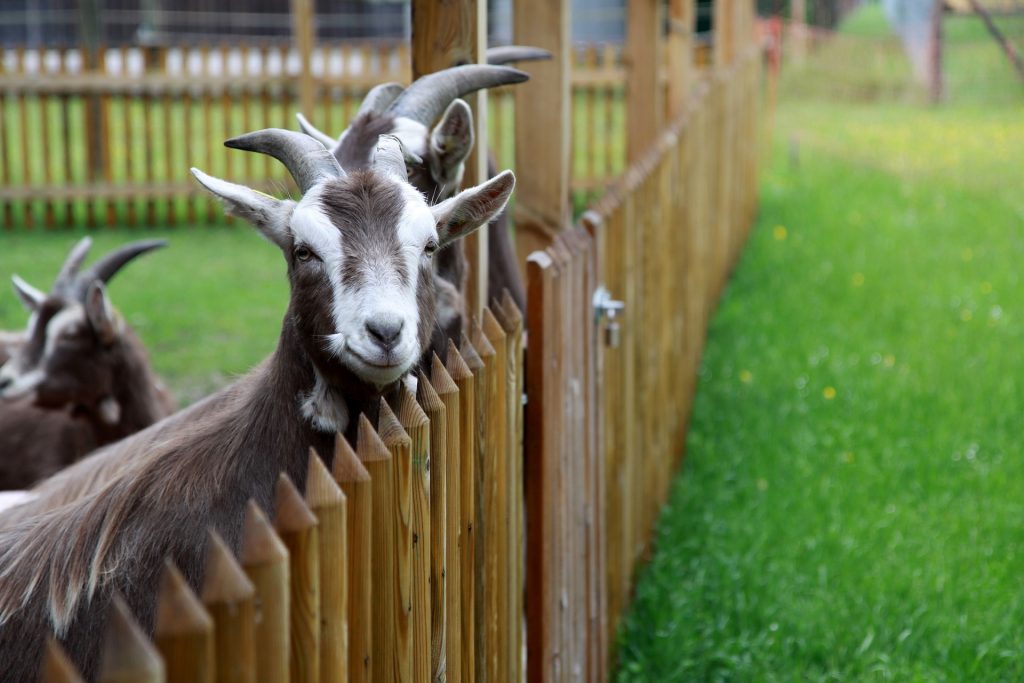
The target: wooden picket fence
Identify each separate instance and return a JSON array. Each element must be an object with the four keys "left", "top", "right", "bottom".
[
  {"left": 0, "top": 41, "right": 645, "bottom": 230},
  {"left": 42, "top": 297, "right": 526, "bottom": 683}
]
